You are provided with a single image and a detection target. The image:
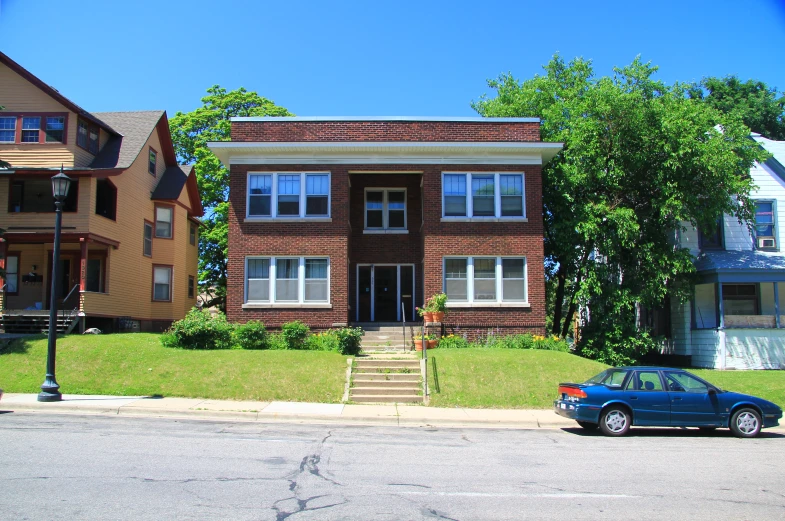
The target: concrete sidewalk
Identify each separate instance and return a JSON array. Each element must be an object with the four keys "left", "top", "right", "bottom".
[{"left": 1, "top": 393, "right": 572, "bottom": 429}]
